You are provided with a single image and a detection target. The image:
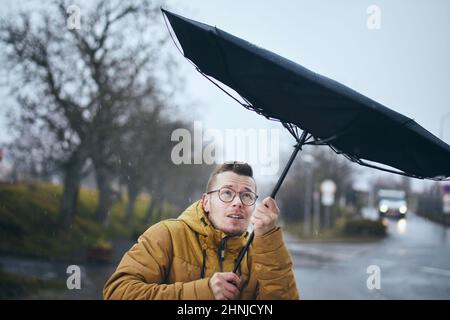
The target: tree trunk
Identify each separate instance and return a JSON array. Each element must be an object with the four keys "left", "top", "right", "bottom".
[
  {"left": 145, "top": 197, "right": 156, "bottom": 225},
  {"left": 59, "top": 153, "right": 85, "bottom": 229},
  {"left": 155, "top": 196, "right": 167, "bottom": 221},
  {"left": 125, "top": 184, "right": 138, "bottom": 226},
  {"left": 95, "top": 168, "right": 114, "bottom": 226}
]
